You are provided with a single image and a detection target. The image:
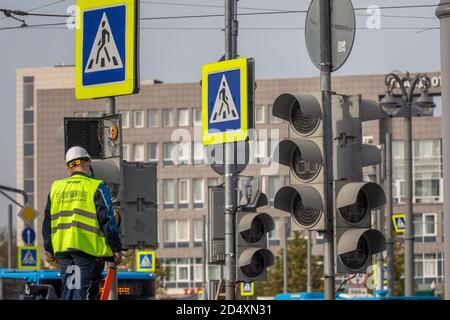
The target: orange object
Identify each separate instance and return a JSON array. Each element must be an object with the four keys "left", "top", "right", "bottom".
[{"left": 100, "top": 267, "right": 117, "bottom": 300}]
